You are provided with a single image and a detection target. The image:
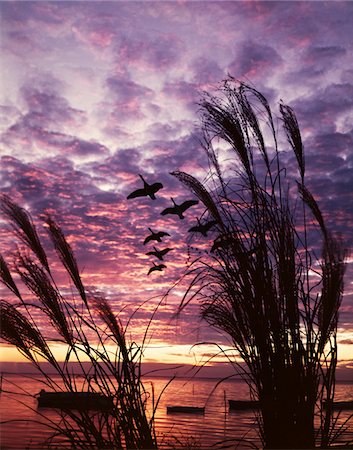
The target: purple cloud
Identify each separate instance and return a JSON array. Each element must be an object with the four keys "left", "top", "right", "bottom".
[
  {"left": 228, "top": 40, "right": 282, "bottom": 80},
  {"left": 117, "top": 34, "right": 184, "bottom": 70}
]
